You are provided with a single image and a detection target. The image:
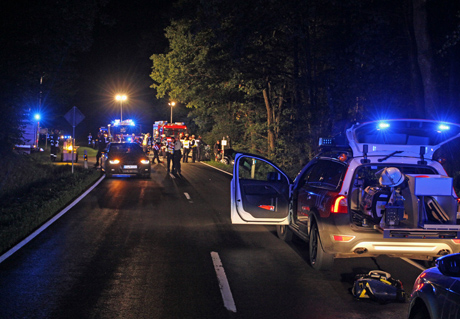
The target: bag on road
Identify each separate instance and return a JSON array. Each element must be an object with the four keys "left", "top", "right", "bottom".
[{"left": 352, "top": 270, "right": 406, "bottom": 303}]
